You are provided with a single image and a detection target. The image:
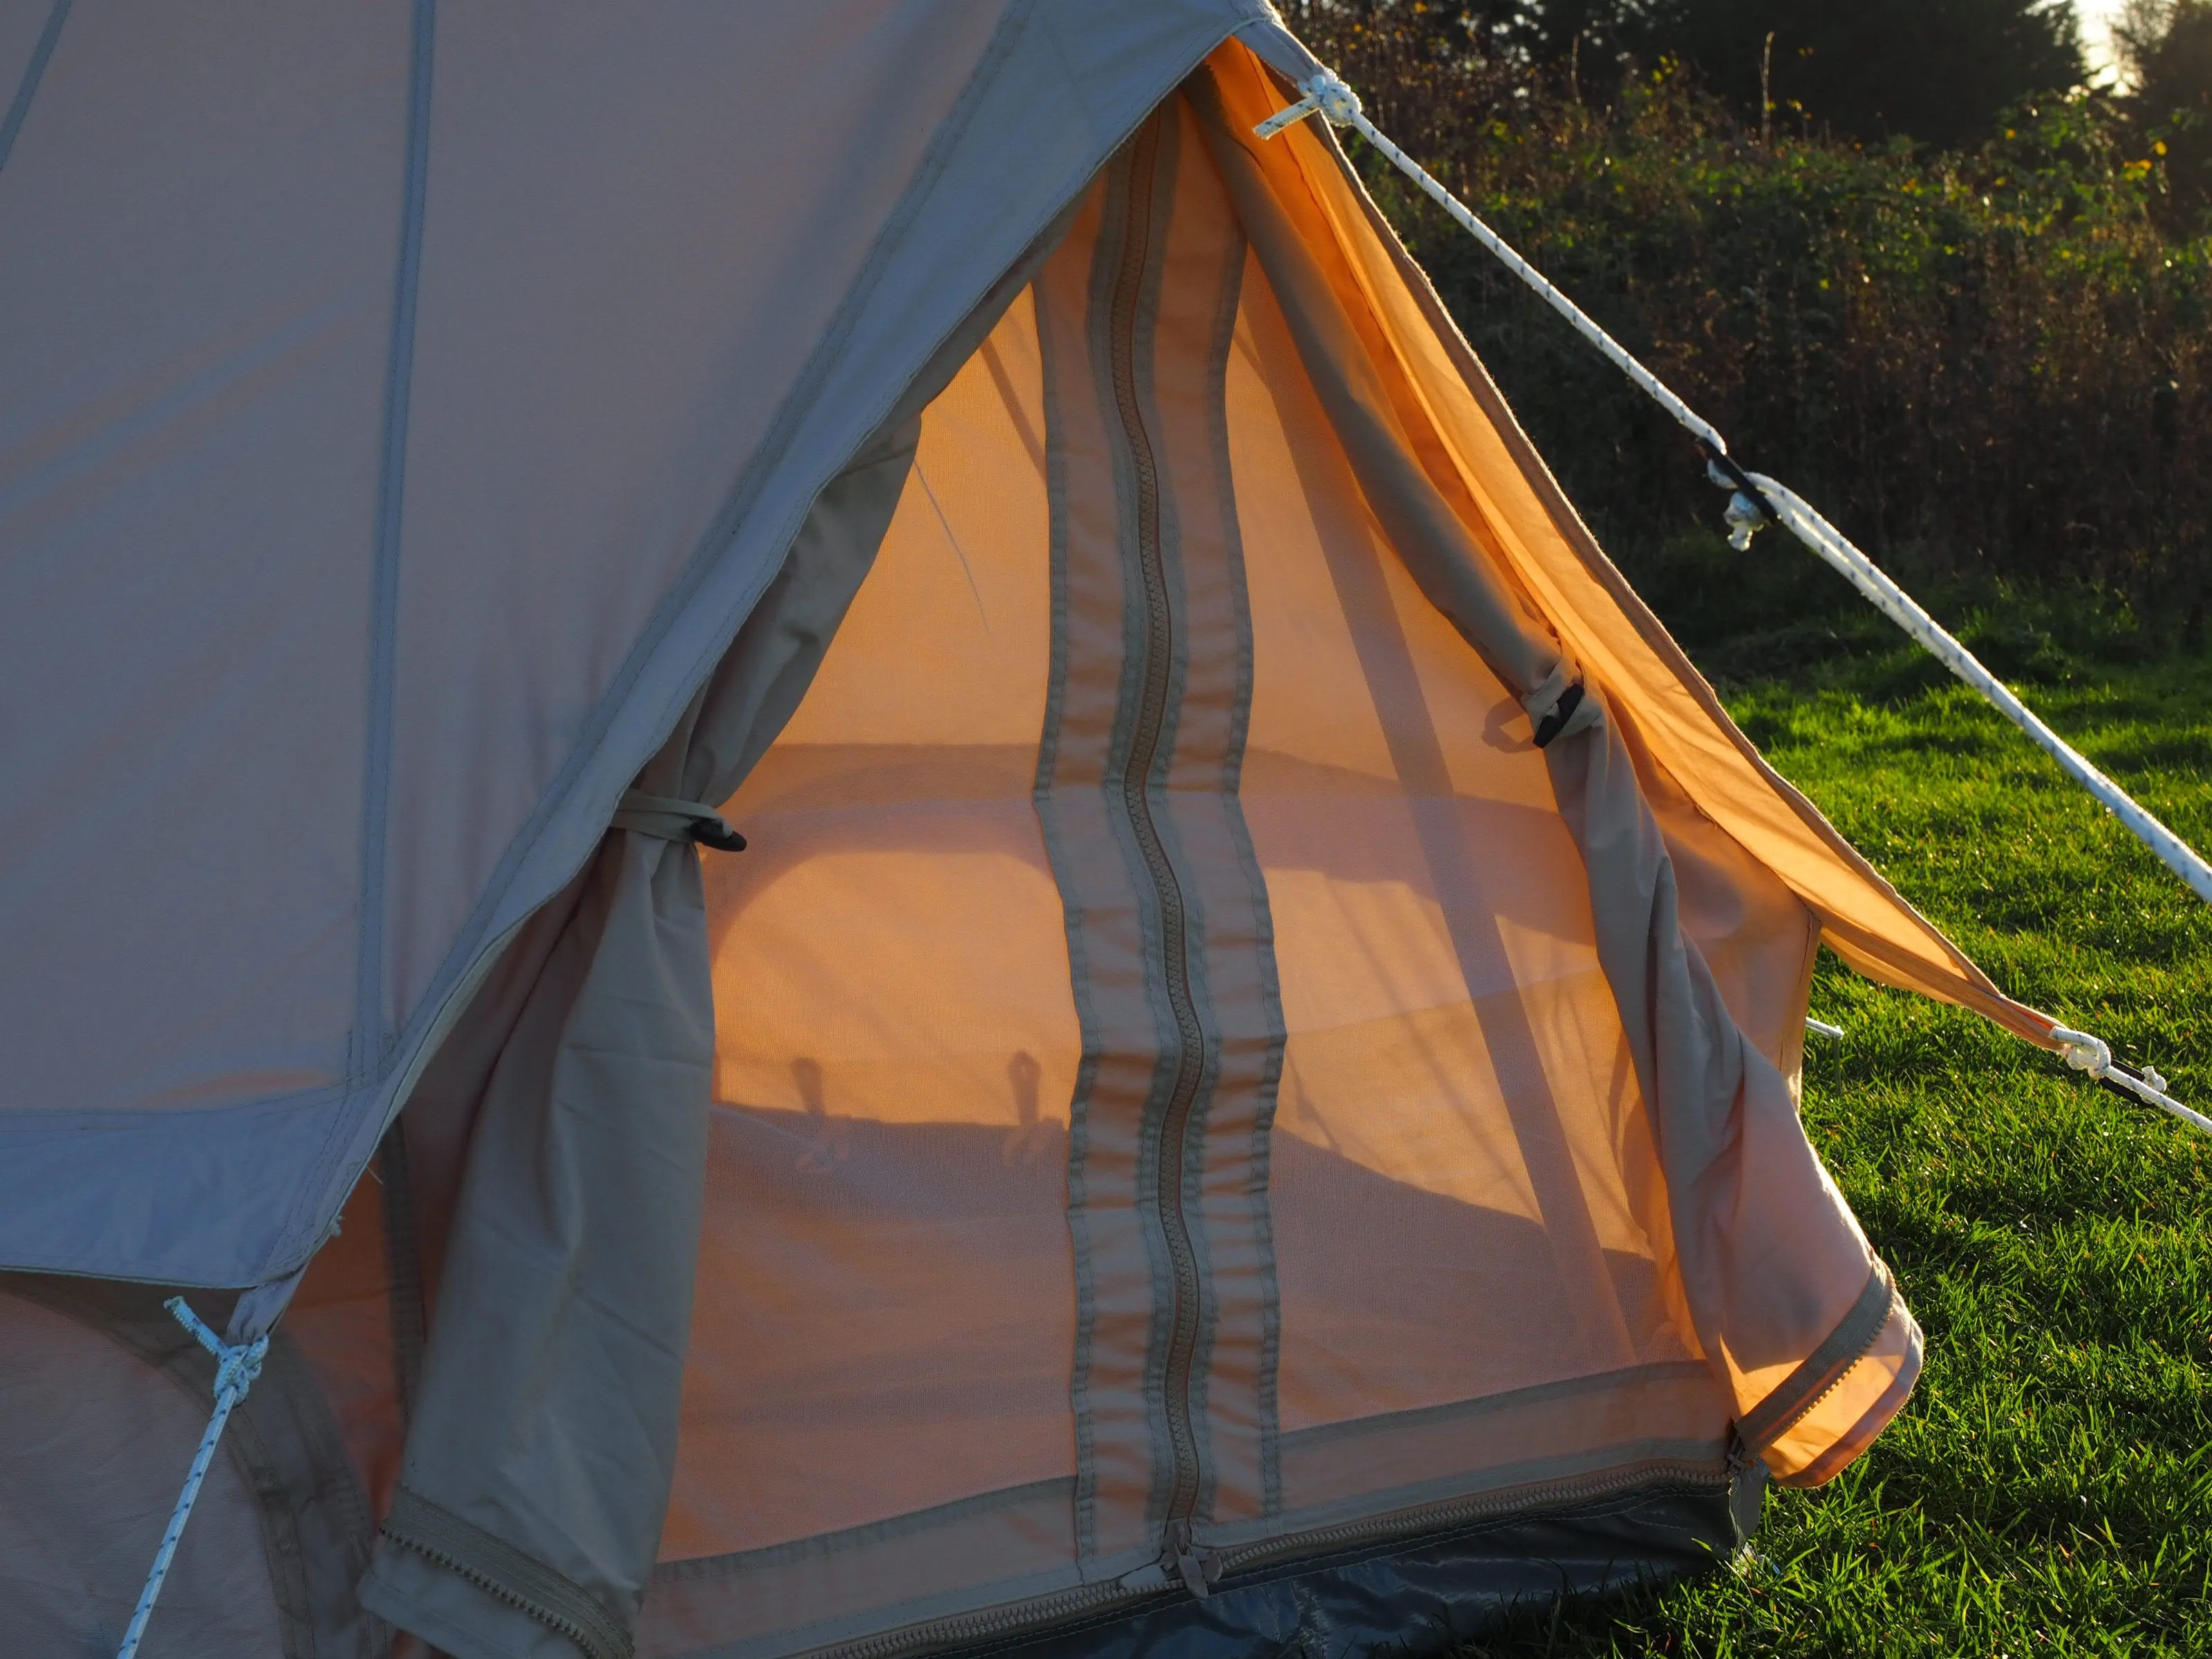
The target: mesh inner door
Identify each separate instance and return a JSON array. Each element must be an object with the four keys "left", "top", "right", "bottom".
[
  {"left": 666, "top": 292, "right": 1082, "bottom": 1562},
  {"left": 1222, "top": 263, "right": 1711, "bottom": 1513}
]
